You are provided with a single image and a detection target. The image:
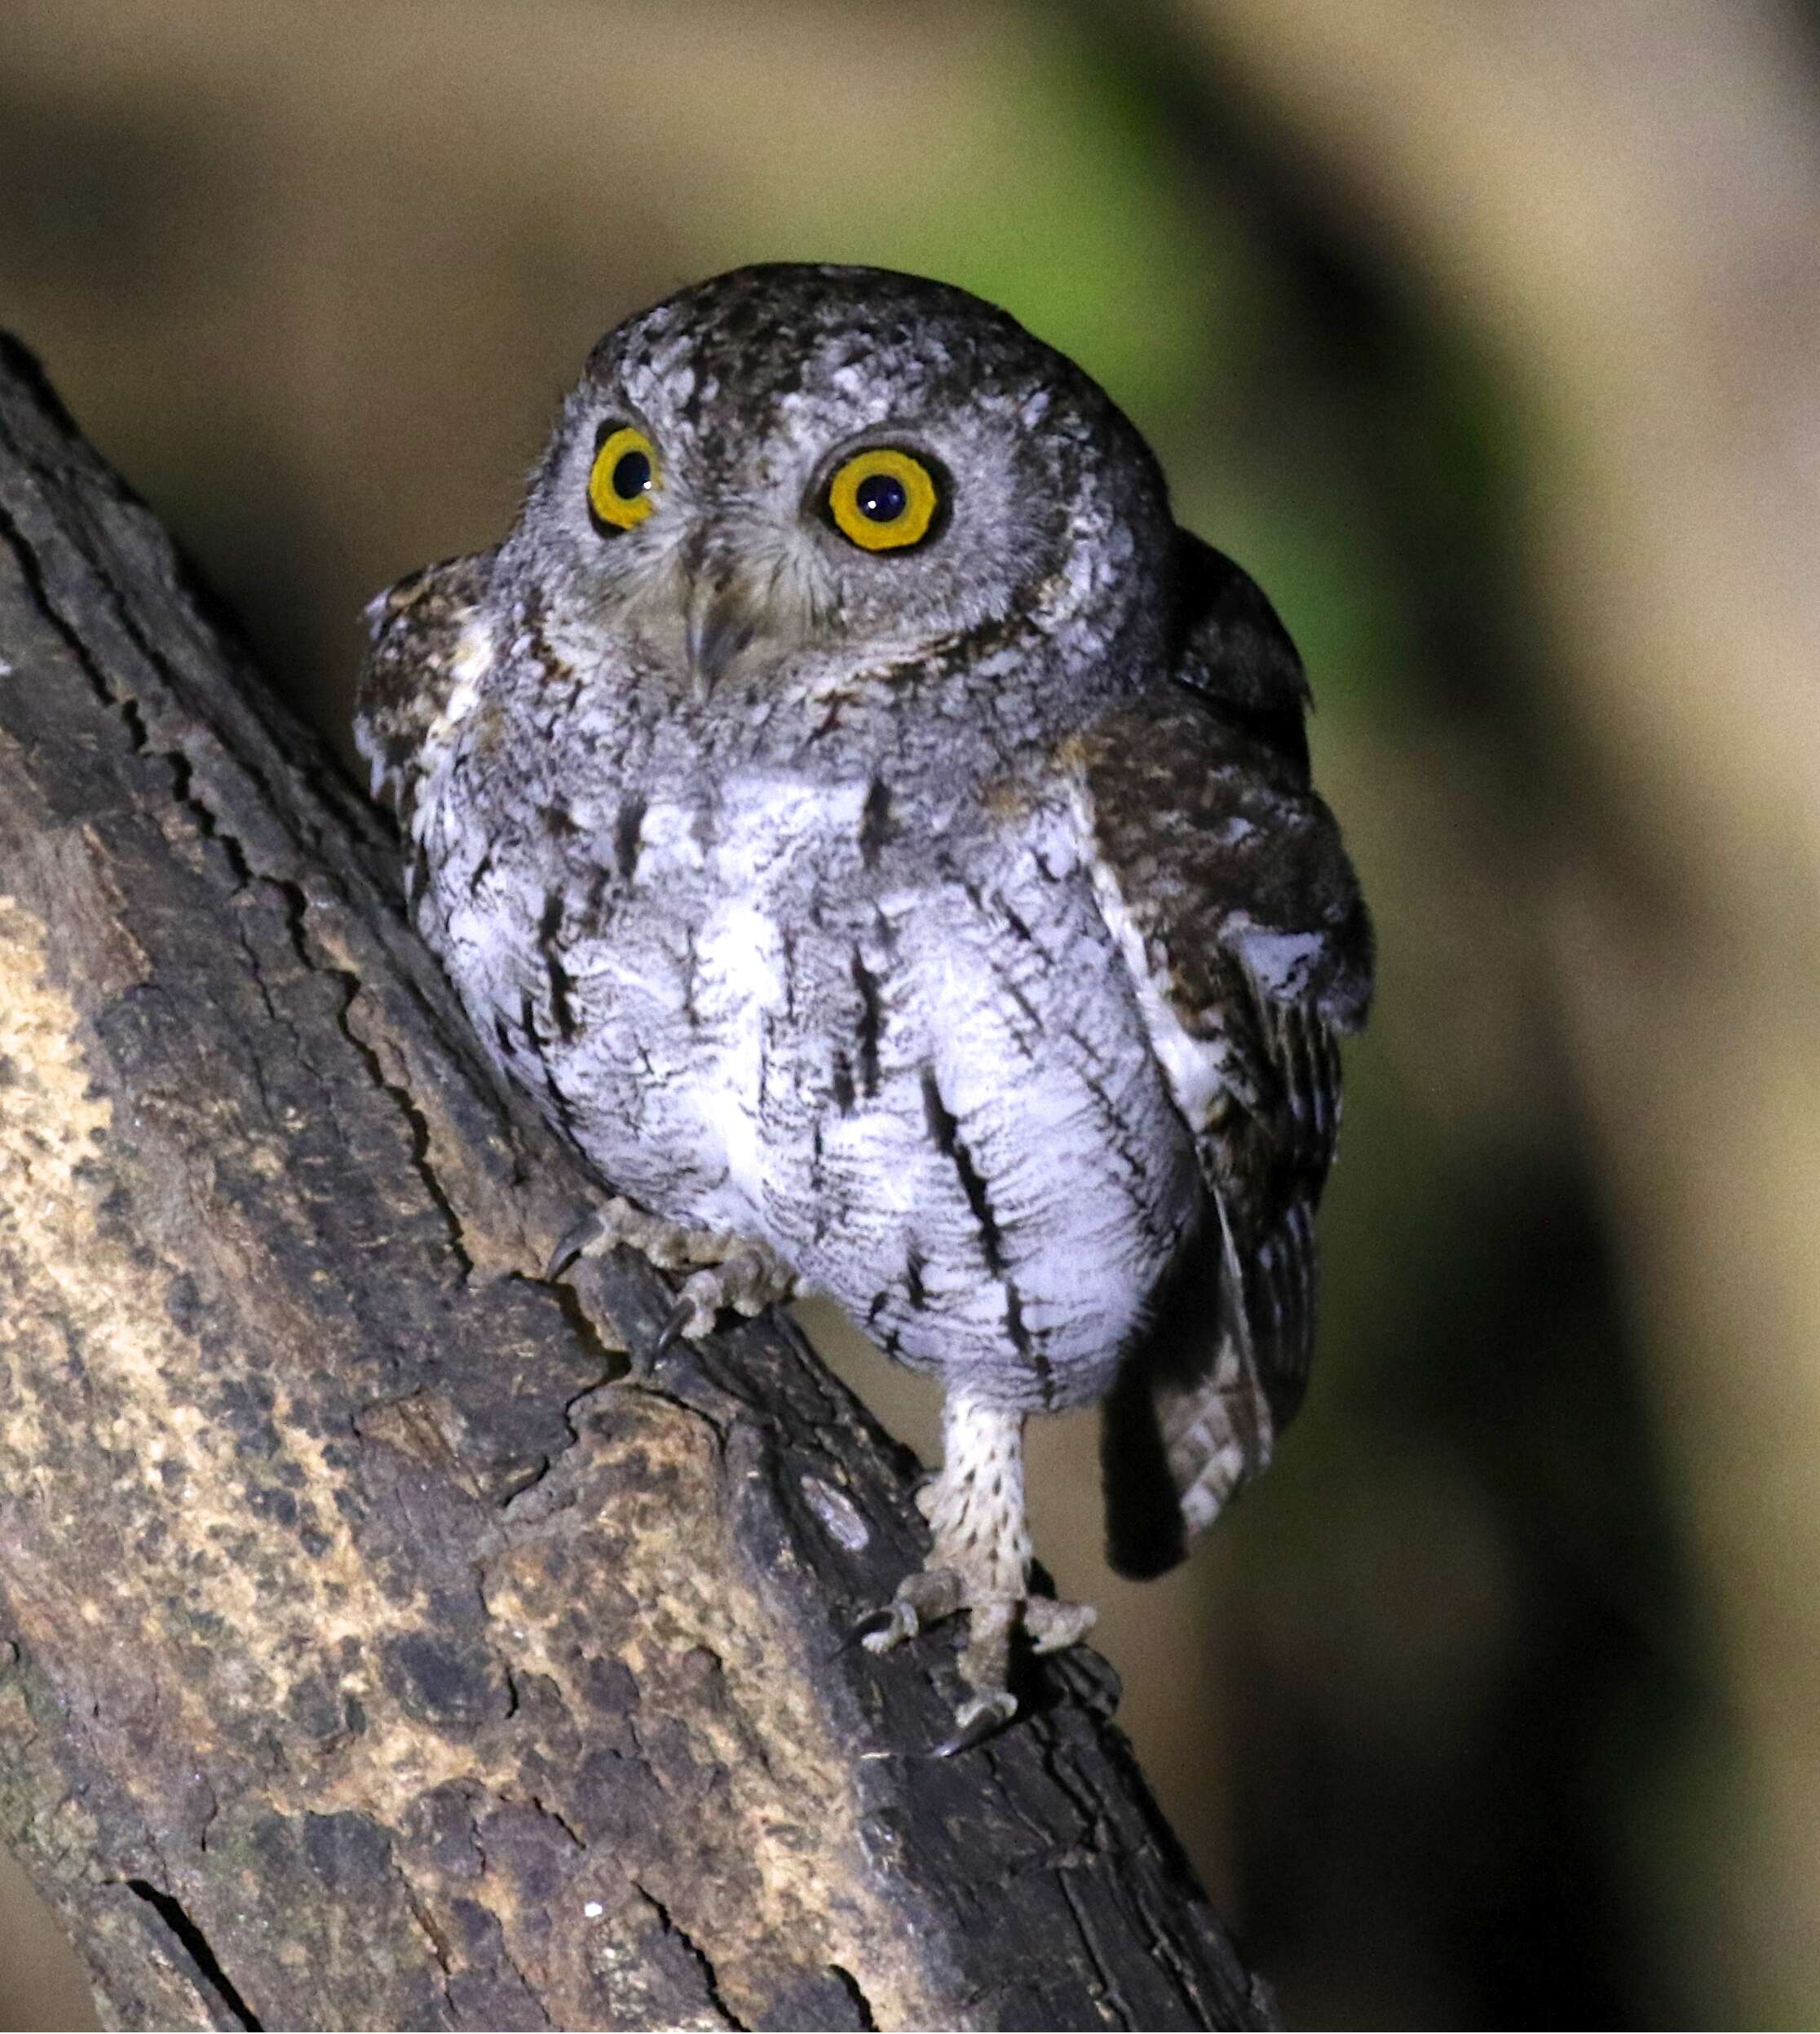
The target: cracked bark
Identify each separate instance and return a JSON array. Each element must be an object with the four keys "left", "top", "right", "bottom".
[{"left": 0, "top": 333, "right": 1270, "bottom": 2032}]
